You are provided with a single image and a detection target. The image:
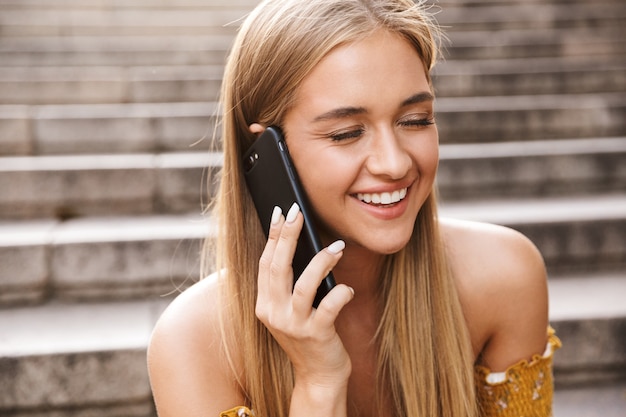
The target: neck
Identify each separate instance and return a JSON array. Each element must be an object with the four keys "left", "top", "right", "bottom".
[{"left": 332, "top": 243, "right": 385, "bottom": 299}]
